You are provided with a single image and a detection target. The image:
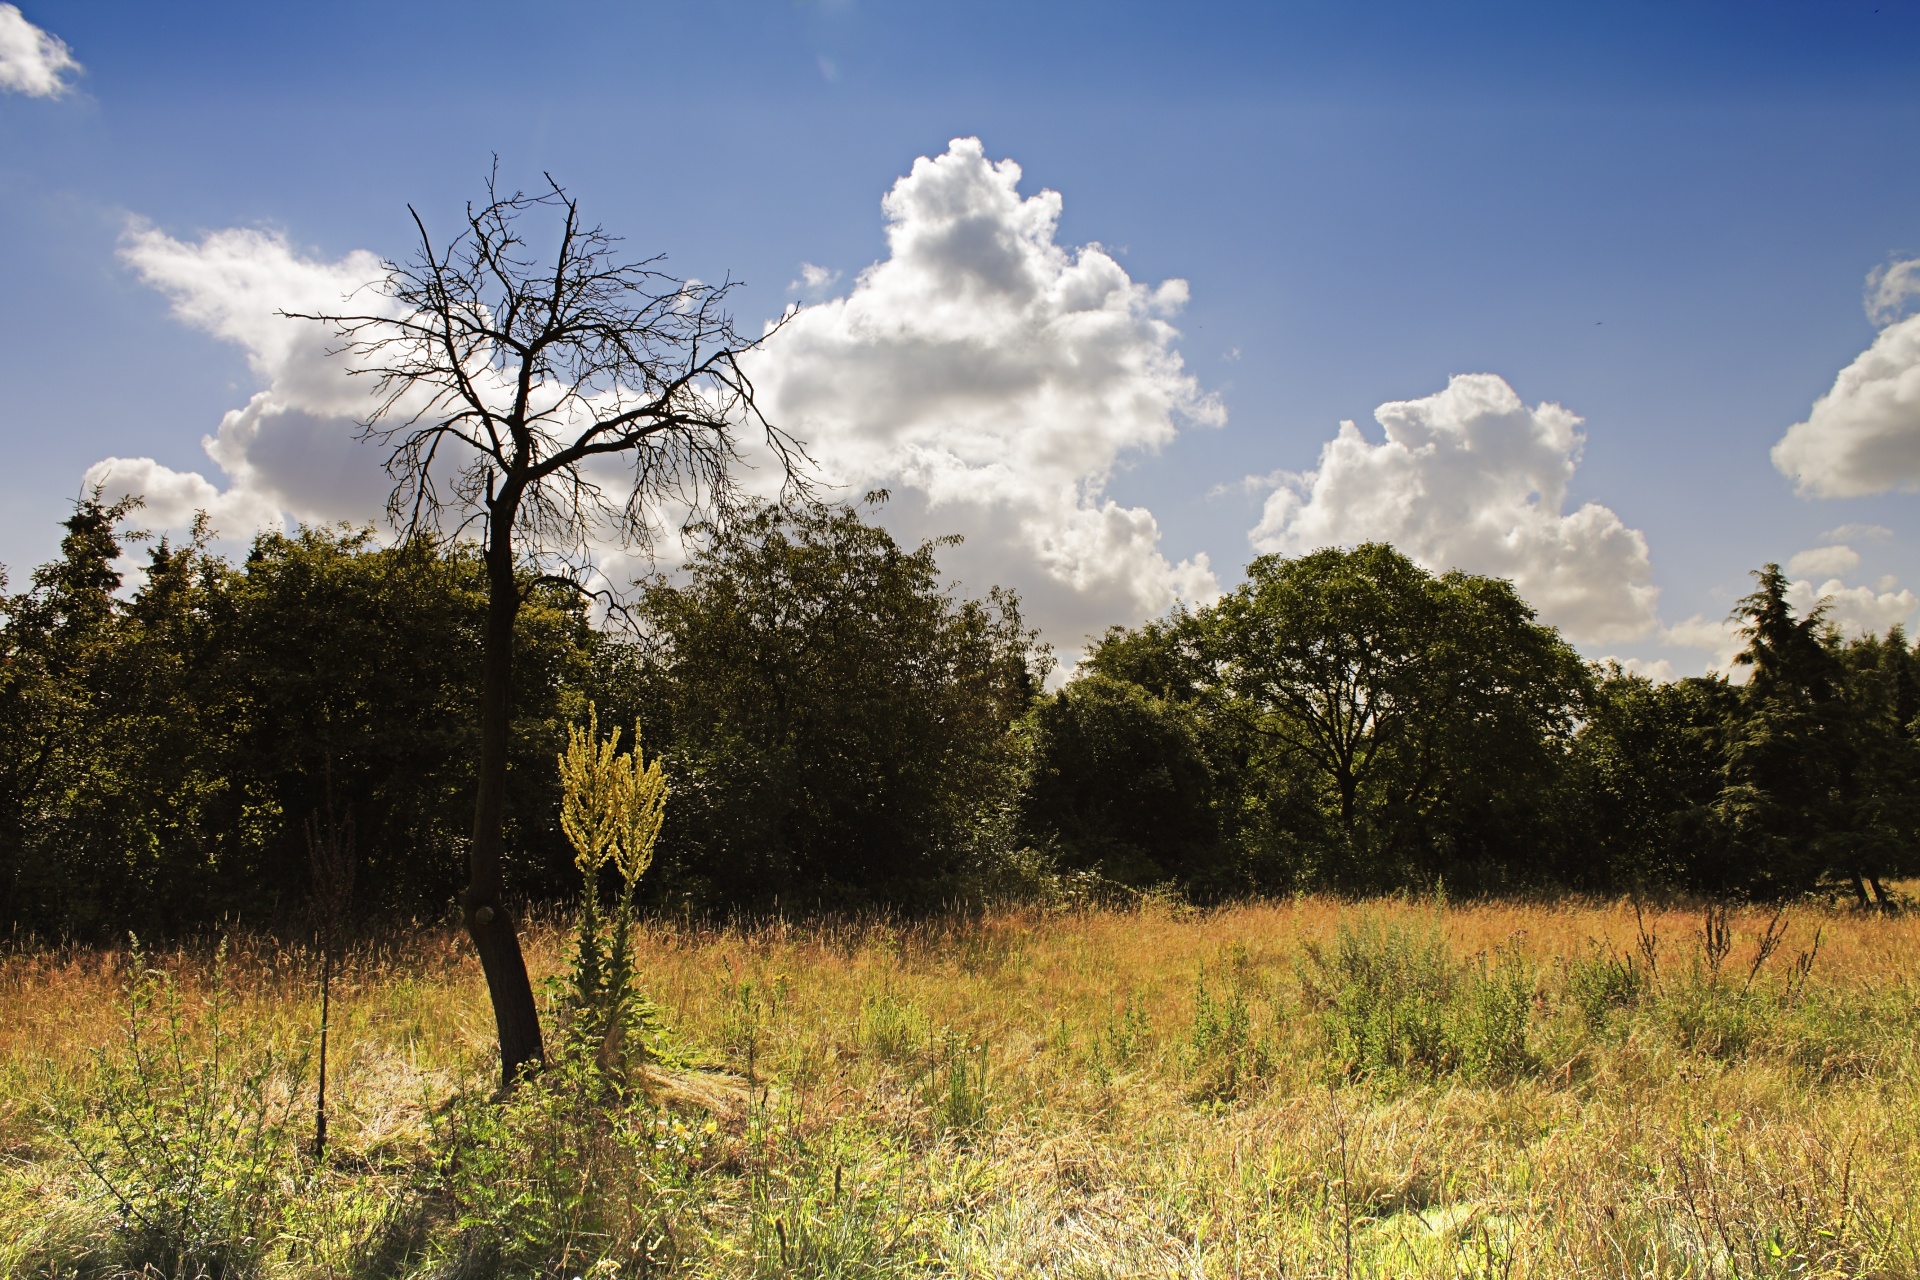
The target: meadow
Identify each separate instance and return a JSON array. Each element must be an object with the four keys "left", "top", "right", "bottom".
[{"left": 2, "top": 894, "right": 1916, "bottom": 1279}]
